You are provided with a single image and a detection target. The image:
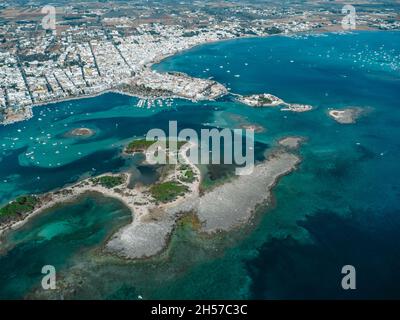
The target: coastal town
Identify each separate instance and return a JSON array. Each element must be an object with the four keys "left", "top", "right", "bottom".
[
  {"left": 0, "top": 22, "right": 230, "bottom": 124},
  {"left": 0, "top": 0, "right": 399, "bottom": 124}
]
